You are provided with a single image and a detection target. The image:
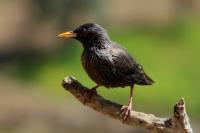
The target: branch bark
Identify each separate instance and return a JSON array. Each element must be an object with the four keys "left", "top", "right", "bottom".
[{"left": 62, "top": 76, "right": 193, "bottom": 133}]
